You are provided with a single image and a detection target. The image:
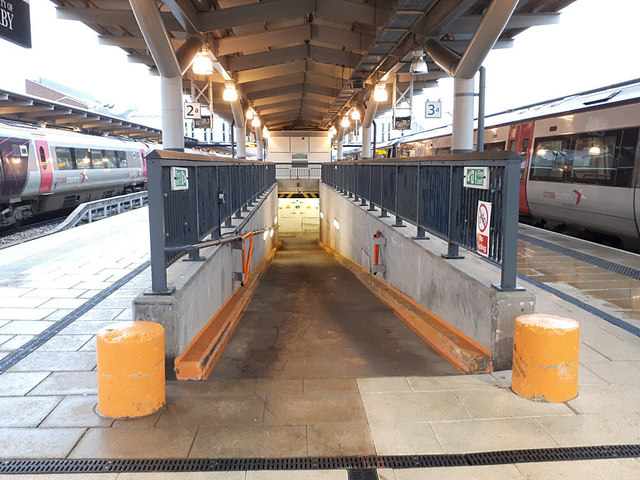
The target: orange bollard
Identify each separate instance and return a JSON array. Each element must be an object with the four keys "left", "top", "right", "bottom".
[
  {"left": 511, "top": 314, "right": 579, "bottom": 403},
  {"left": 97, "top": 321, "right": 165, "bottom": 418}
]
